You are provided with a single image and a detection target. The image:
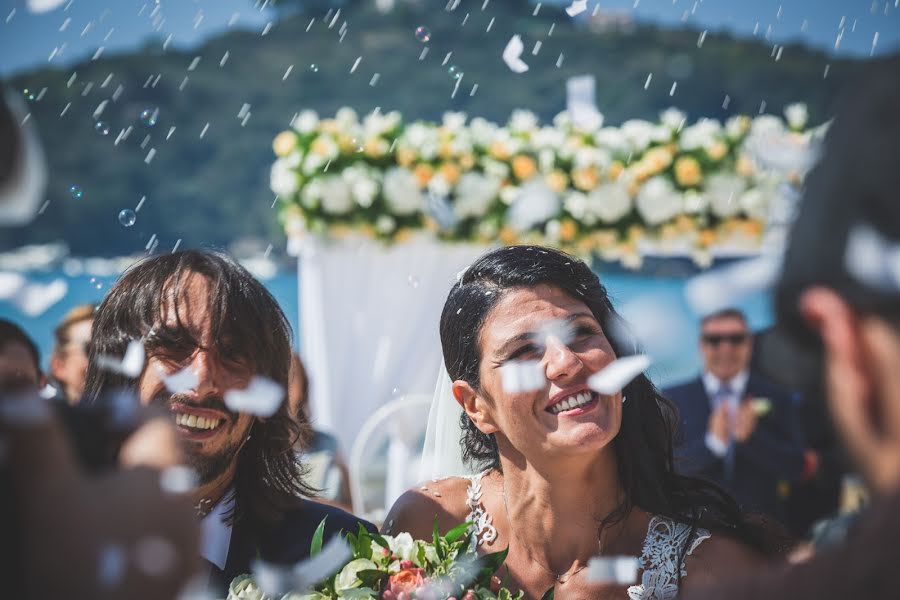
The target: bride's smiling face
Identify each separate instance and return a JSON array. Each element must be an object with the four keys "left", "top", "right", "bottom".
[{"left": 453, "top": 284, "right": 623, "bottom": 460}]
